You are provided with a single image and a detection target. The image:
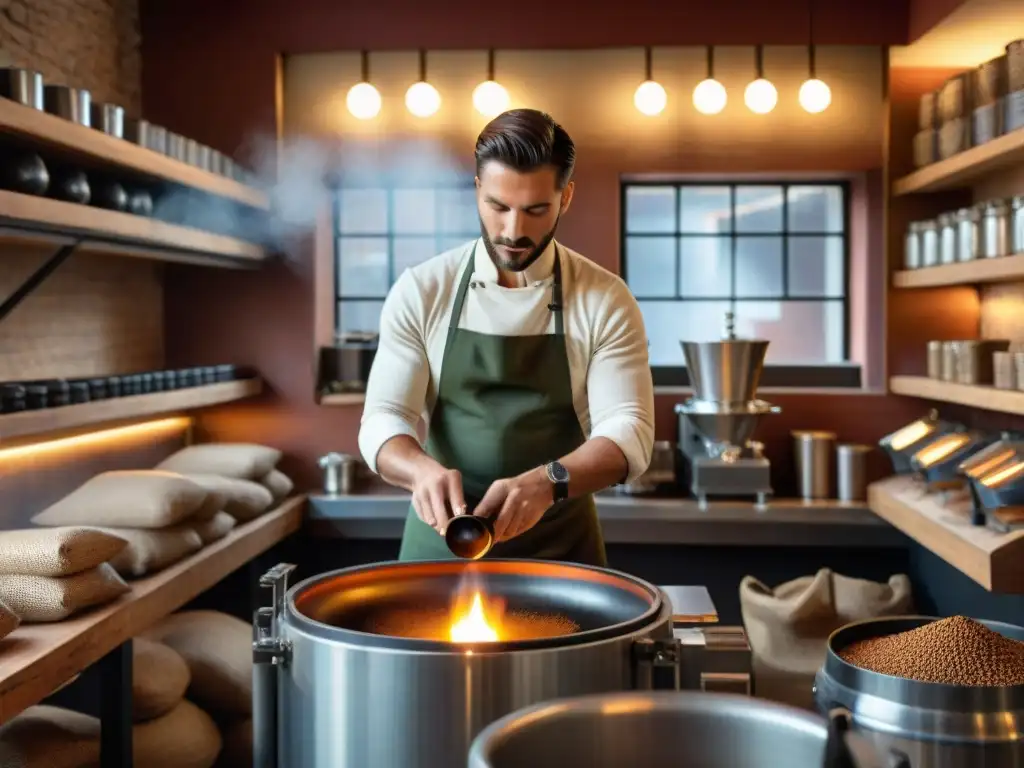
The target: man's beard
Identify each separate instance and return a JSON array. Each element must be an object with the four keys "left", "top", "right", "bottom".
[{"left": 480, "top": 215, "right": 560, "bottom": 273}]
